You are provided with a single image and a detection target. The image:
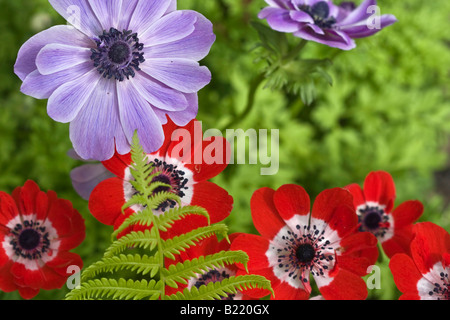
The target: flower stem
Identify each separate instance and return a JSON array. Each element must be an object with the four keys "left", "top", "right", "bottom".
[{"left": 220, "top": 40, "right": 309, "bottom": 130}]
